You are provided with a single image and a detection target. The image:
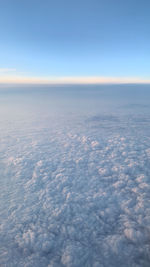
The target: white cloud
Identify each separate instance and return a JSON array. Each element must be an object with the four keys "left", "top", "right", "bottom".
[
  {"left": 0, "top": 89, "right": 150, "bottom": 266},
  {"left": 0, "top": 68, "right": 16, "bottom": 73}
]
